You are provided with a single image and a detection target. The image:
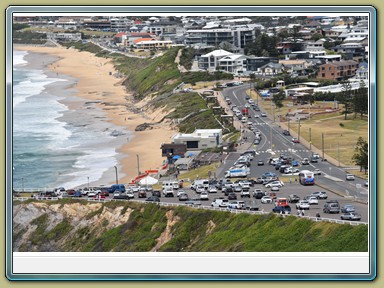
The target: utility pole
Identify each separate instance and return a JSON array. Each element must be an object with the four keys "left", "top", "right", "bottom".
[
  {"left": 309, "top": 128, "right": 312, "bottom": 151},
  {"left": 288, "top": 118, "right": 290, "bottom": 134},
  {"left": 322, "top": 133, "right": 325, "bottom": 161},
  {"left": 338, "top": 142, "right": 340, "bottom": 167},
  {"left": 298, "top": 118, "right": 301, "bottom": 142},
  {"left": 136, "top": 154, "right": 140, "bottom": 176}
]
